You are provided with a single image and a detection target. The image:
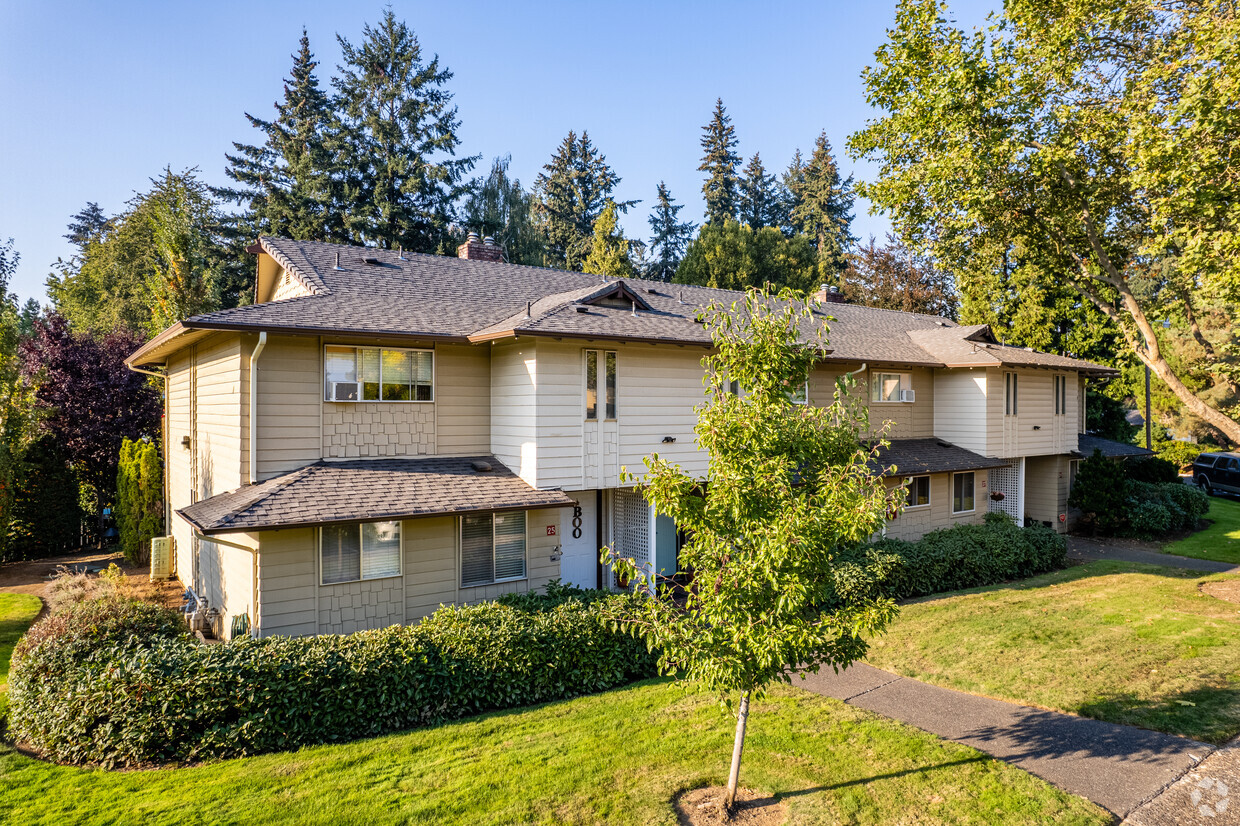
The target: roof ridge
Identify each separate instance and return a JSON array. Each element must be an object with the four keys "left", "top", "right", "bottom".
[{"left": 259, "top": 237, "right": 330, "bottom": 296}]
